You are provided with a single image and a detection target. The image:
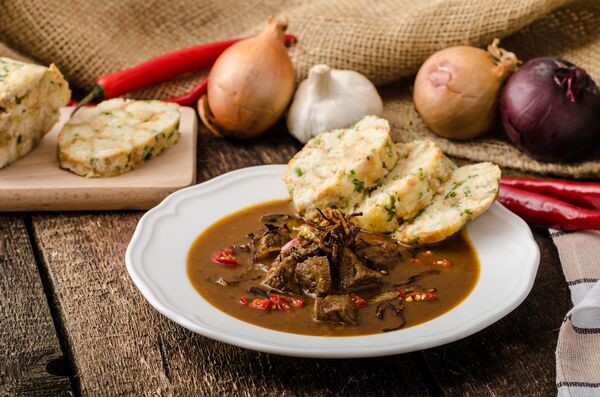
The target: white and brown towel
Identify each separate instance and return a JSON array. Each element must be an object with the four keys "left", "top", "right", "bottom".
[{"left": 551, "top": 230, "right": 600, "bottom": 396}]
